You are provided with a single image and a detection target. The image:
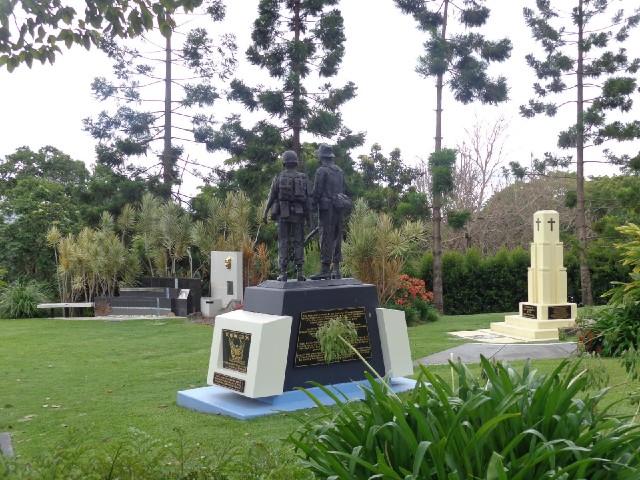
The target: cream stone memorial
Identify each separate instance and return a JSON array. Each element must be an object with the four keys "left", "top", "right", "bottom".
[
  {"left": 491, "top": 210, "right": 577, "bottom": 340},
  {"left": 200, "top": 251, "right": 243, "bottom": 316}
]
